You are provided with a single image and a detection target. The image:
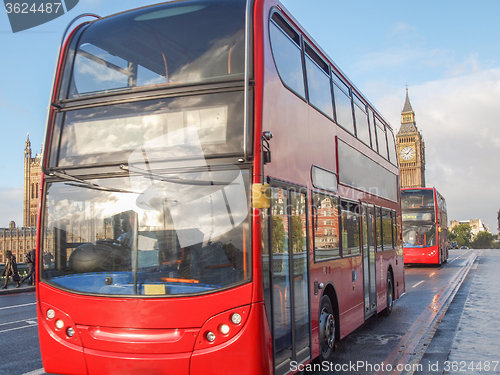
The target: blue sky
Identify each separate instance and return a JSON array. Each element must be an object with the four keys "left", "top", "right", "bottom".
[{"left": 1, "top": 0, "right": 499, "bottom": 233}]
